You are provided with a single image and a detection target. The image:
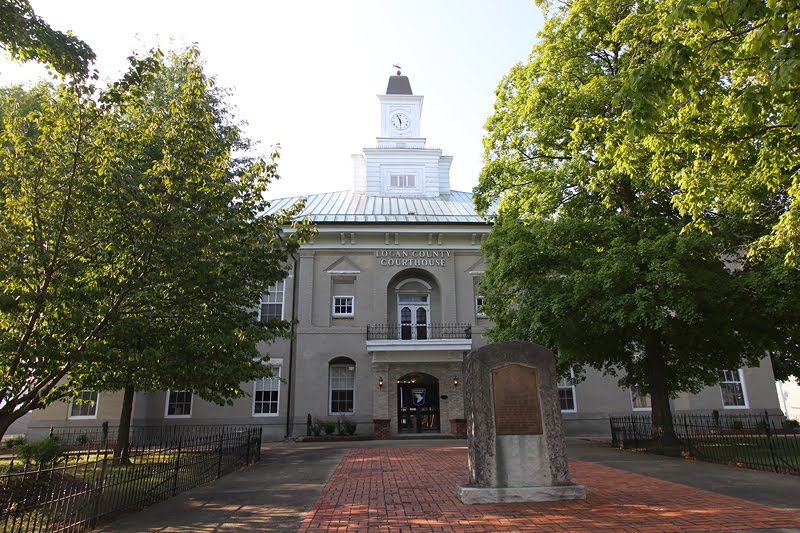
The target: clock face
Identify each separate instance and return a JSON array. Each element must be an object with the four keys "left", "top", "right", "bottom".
[{"left": 390, "top": 112, "right": 410, "bottom": 130}]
